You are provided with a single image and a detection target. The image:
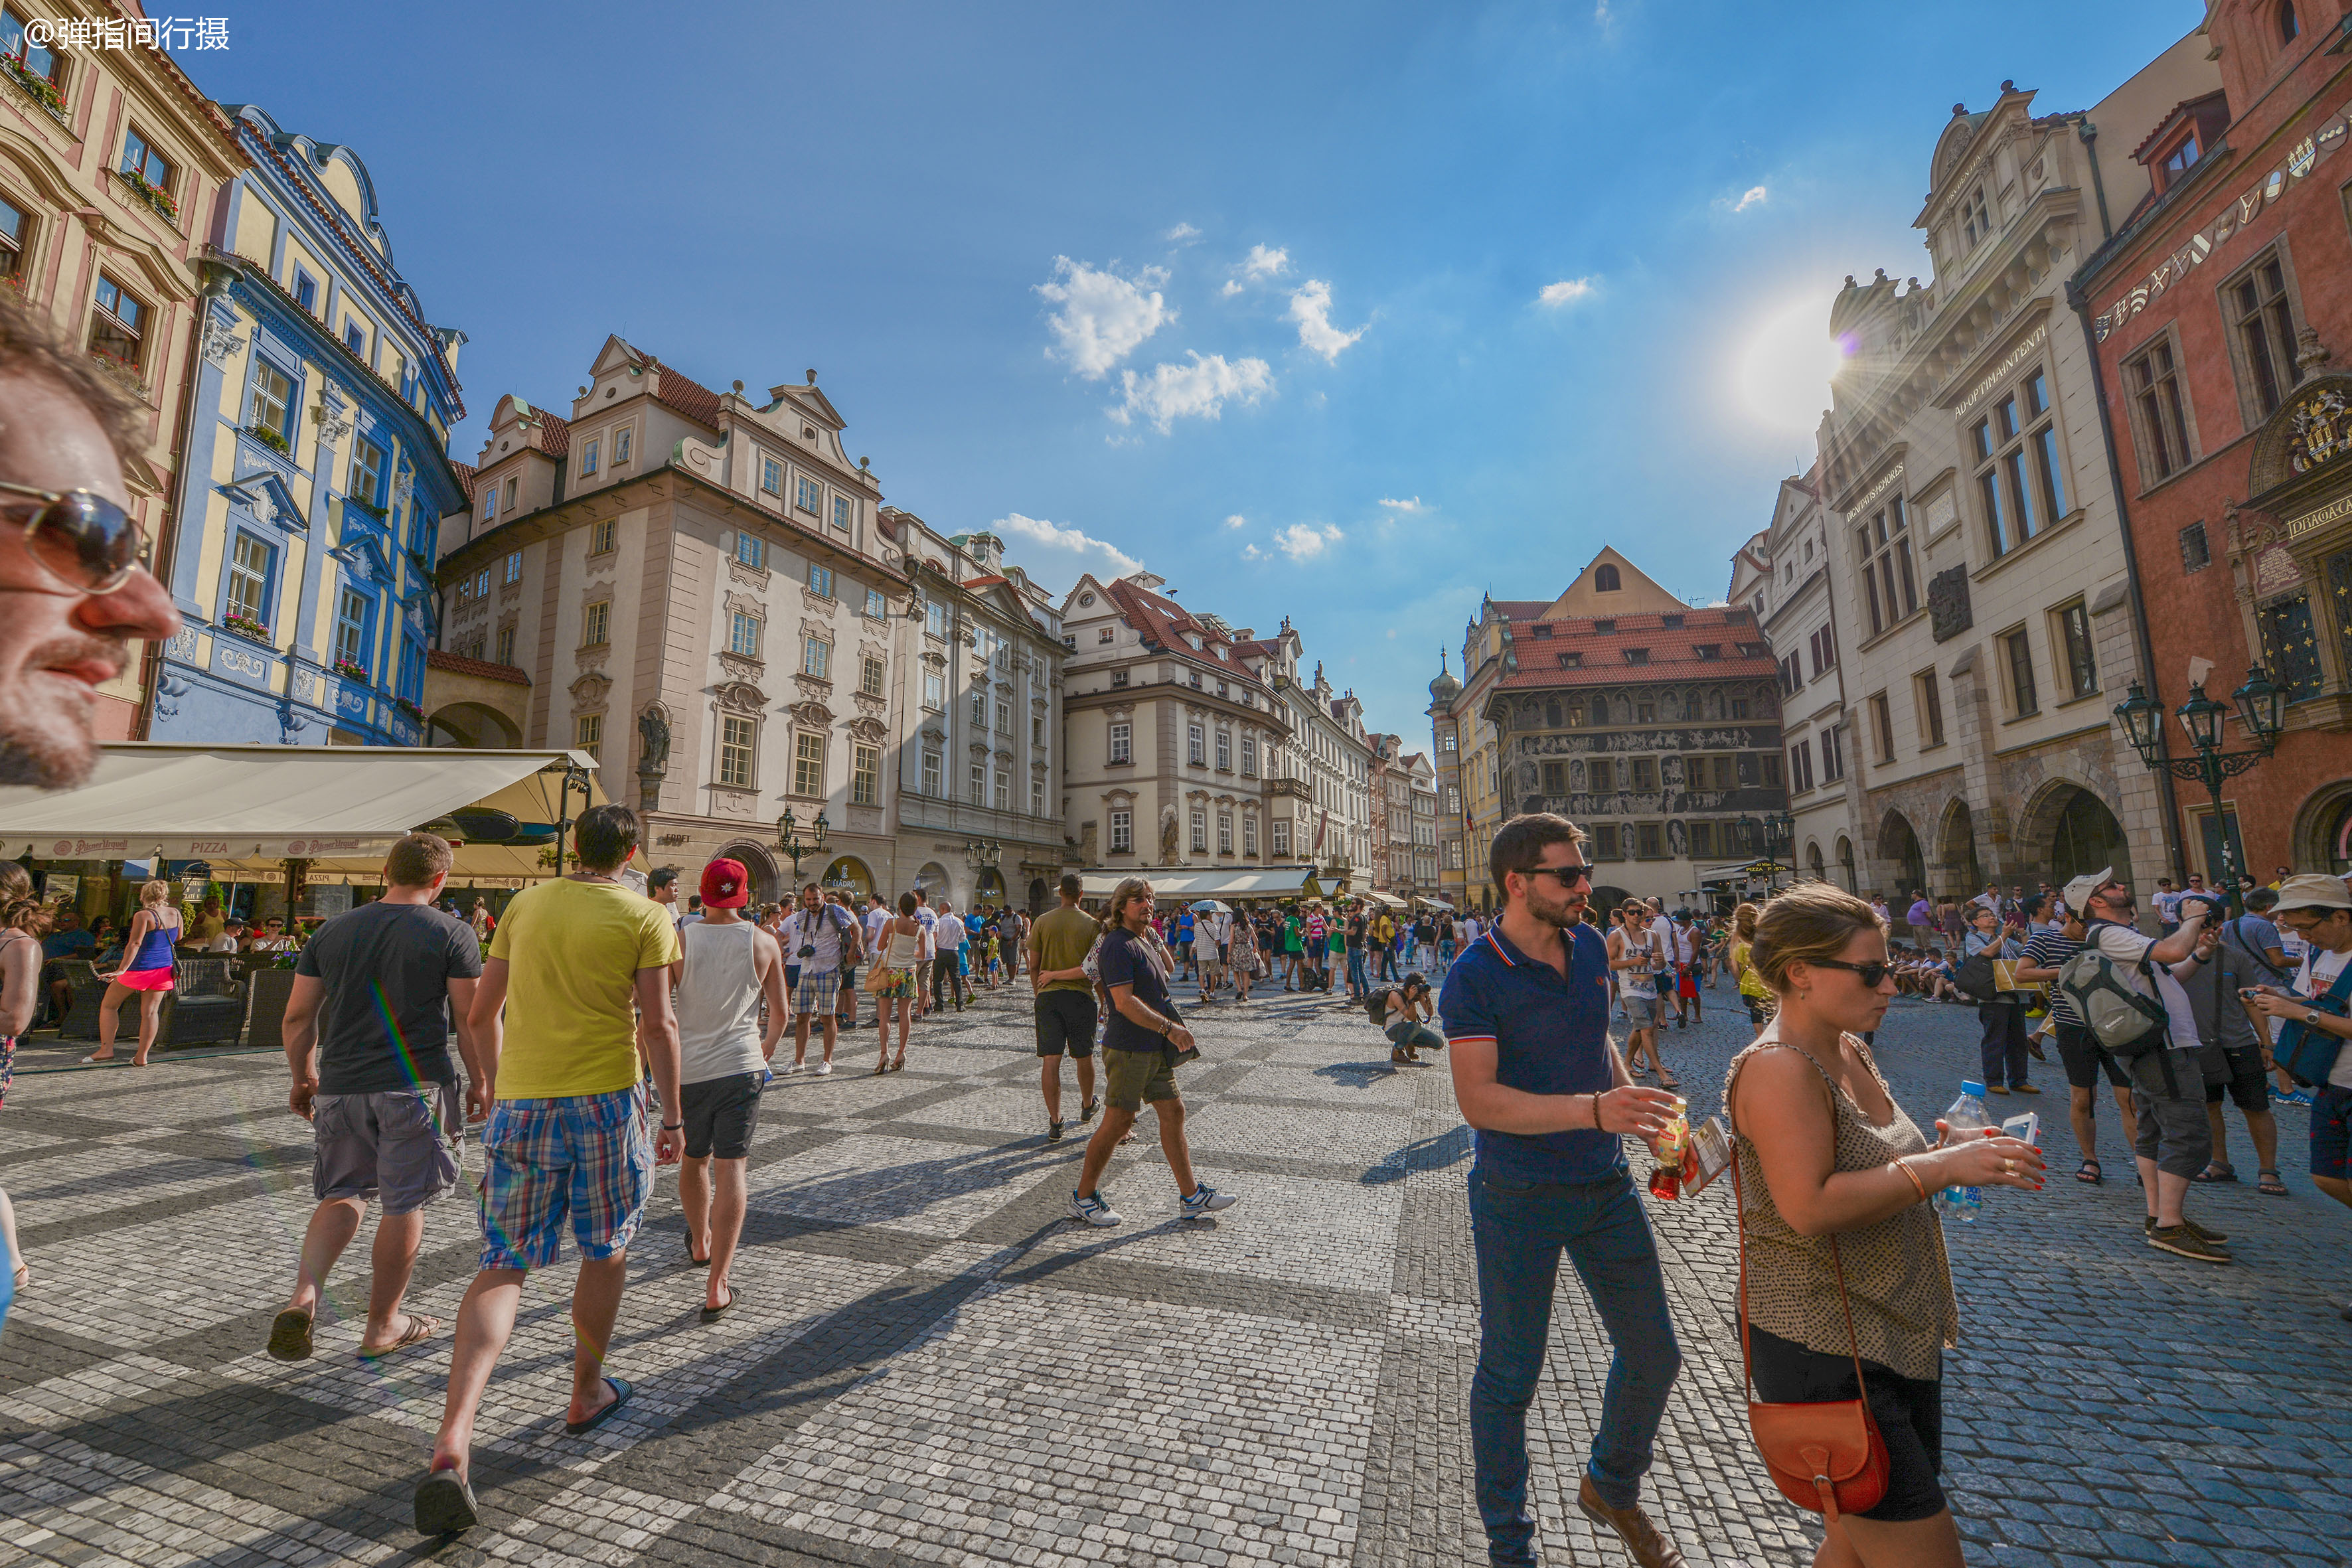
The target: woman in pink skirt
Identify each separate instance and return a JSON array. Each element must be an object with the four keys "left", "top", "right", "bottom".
[{"left": 84, "top": 880, "right": 180, "bottom": 1067}]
